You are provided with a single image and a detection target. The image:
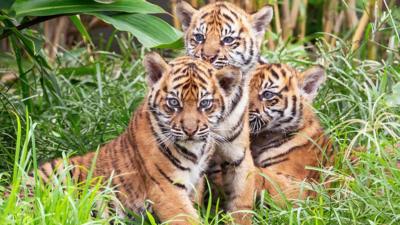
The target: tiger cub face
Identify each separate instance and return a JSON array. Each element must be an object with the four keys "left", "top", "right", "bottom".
[
  {"left": 144, "top": 53, "right": 241, "bottom": 143},
  {"left": 249, "top": 64, "right": 325, "bottom": 134},
  {"left": 176, "top": 1, "right": 273, "bottom": 73}
]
